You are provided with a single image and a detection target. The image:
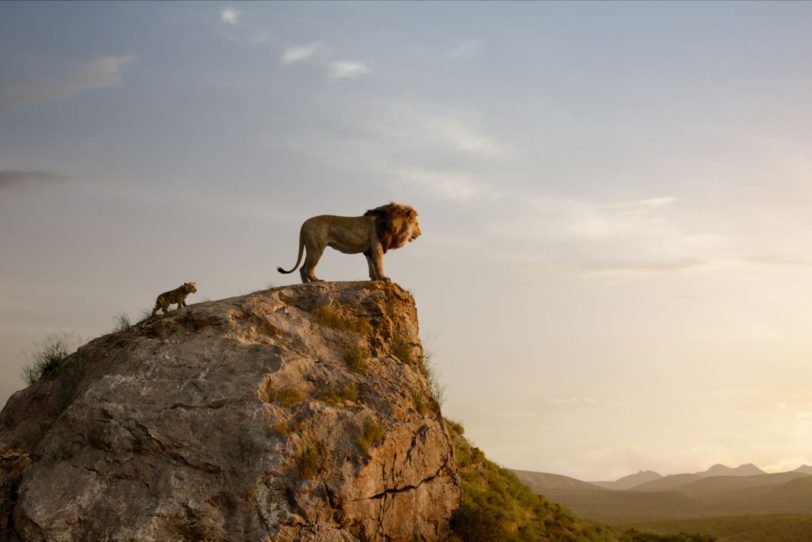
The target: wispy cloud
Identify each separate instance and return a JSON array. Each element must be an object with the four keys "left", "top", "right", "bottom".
[
  {"left": 397, "top": 169, "right": 495, "bottom": 203},
  {"left": 447, "top": 39, "right": 483, "bottom": 59},
  {"left": 372, "top": 101, "right": 510, "bottom": 160},
  {"left": 547, "top": 396, "right": 599, "bottom": 409},
  {"left": 0, "top": 170, "right": 69, "bottom": 189},
  {"left": 736, "top": 255, "right": 812, "bottom": 268},
  {"left": 578, "top": 259, "right": 716, "bottom": 277},
  {"left": 253, "top": 30, "right": 271, "bottom": 44},
  {"left": 281, "top": 43, "right": 321, "bottom": 65},
  {"left": 0, "top": 56, "right": 135, "bottom": 113},
  {"left": 220, "top": 7, "right": 241, "bottom": 25},
  {"left": 328, "top": 61, "right": 370, "bottom": 80},
  {"left": 489, "top": 194, "right": 728, "bottom": 277}
]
